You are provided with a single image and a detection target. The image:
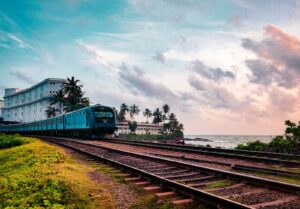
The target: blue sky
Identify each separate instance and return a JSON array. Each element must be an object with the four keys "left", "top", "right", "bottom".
[{"left": 1, "top": 0, "right": 300, "bottom": 134}]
